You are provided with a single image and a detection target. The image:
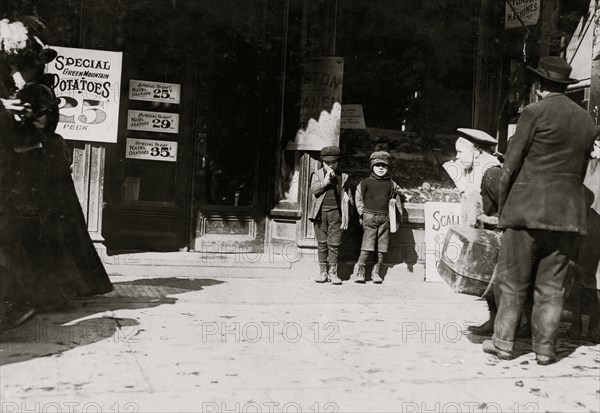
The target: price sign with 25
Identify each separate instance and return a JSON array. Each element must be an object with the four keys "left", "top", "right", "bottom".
[
  {"left": 153, "top": 89, "right": 171, "bottom": 100},
  {"left": 129, "top": 80, "right": 181, "bottom": 104}
]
